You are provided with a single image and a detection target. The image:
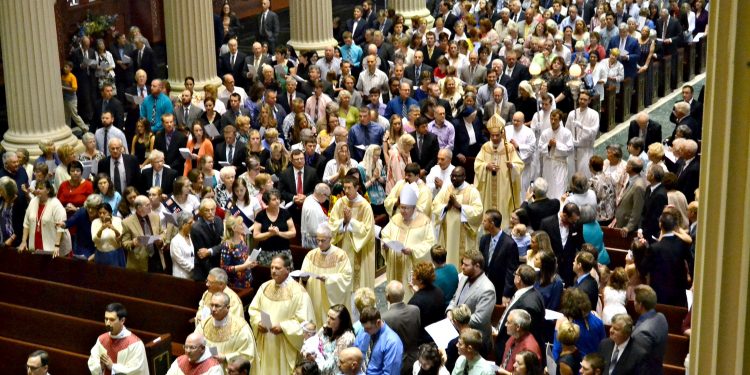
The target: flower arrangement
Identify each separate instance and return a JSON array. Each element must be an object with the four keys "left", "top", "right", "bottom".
[{"left": 79, "top": 11, "right": 119, "bottom": 38}]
